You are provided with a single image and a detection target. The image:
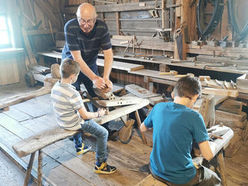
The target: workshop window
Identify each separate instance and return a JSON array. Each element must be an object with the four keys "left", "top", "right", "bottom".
[{"left": 0, "top": 14, "right": 13, "bottom": 48}]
